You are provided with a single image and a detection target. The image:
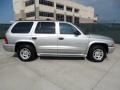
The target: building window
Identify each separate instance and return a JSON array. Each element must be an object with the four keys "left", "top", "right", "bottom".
[
  {"left": 94, "top": 20, "right": 97, "bottom": 23},
  {"left": 74, "top": 17, "right": 79, "bottom": 24},
  {"left": 66, "top": 6, "right": 72, "bottom": 12},
  {"left": 39, "top": 0, "right": 54, "bottom": 7},
  {"left": 56, "top": 4, "right": 64, "bottom": 10},
  {"left": 66, "top": 15, "right": 73, "bottom": 23},
  {"left": 26, "top": 12, "right": 35, "bottom": 17},
  {"left": 74, "top": 9, "right": 79, "bottom": 13},
  {"left": 56, "top": 14, "right": 64, "bottom": 21},
  {"left": 25, "top": 0, "right": 34, "bottom": 6},
  {"left": 39, "top": 11, "right": 54, "bottom": 17}
]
